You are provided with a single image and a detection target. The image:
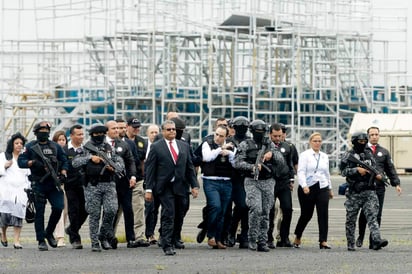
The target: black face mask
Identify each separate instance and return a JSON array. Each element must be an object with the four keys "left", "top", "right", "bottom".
[
  {"left": 36, "top": 132, "right": 50, "bottom": 142},
  {"left": 91, "top": 135, "right": 105, "bottom": 145},
  {"left": 175, "top": 129, "right": 183, "bottom": 140},
  {"left": 353, "top": 141, "right": 367, "bottom": 153},
  {"left": 234, "top": 126, "right": 248, "bottom": 138},
  {"left": 252, "top": 132, "right": 265, "bottom": 144}
]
